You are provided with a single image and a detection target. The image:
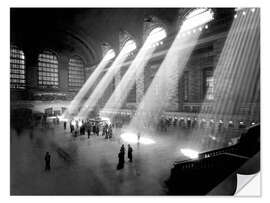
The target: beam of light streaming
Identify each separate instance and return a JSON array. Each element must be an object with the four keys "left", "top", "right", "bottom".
[
  {"left": 77, "top": 40, "right": 136, "bottom": 119},
  {"left": 193, "top": 8, "right": 260, "bottom": 150},
  {"left": 101, "top": 27, "right": 167, "bottom": 116},
  {"left": 62, "top": 49, "right": 115, "bottom": 118},
  {"left": 127, "top": 9, "right": 214, "bottom": 132}
]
